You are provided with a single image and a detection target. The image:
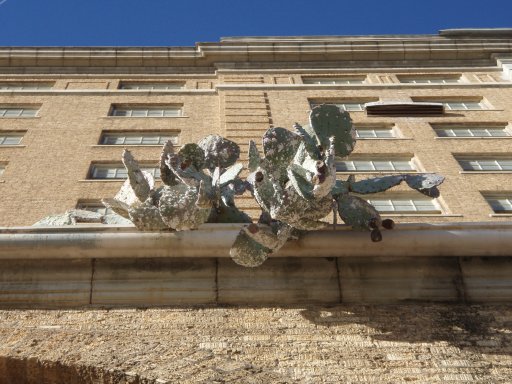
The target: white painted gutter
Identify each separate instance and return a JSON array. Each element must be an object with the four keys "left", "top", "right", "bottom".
[{"left": 0, "top": 222, "right": 511, "bottom": 259}]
